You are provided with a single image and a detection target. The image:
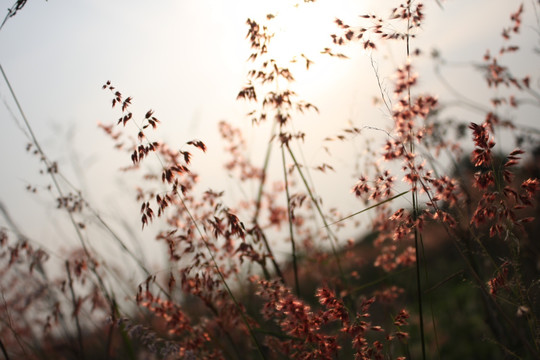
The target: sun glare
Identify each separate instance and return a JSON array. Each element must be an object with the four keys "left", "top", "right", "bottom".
[
  {"left": 244, "top": 0, "right": 372, "bottom": 96},
  {"left": 261, "top": 1, "right": 369, "bottom": 60},
  {"left": 268, "top": 2, "right": 336, "bottom": 63}
]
